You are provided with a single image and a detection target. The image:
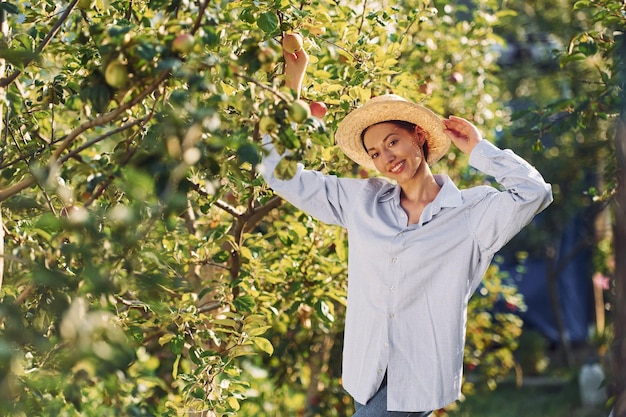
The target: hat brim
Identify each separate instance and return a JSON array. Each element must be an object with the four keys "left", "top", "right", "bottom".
[{"left": 335, "top": 95, "right": 450, "bottom": 171}]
